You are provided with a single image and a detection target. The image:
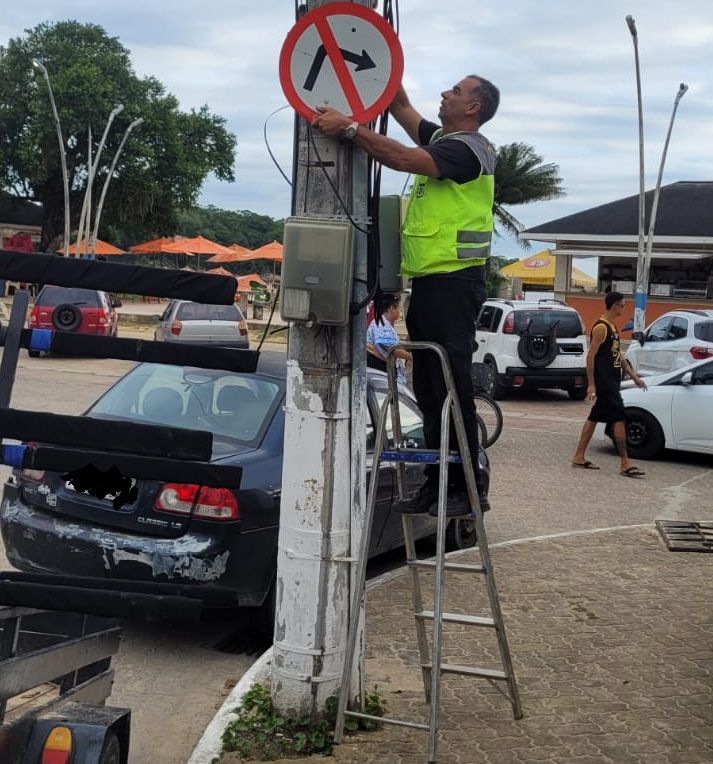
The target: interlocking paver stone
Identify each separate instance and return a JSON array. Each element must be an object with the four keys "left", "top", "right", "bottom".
[{"left": 231, "top": 527, "right": 713, "bottom": 764}]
